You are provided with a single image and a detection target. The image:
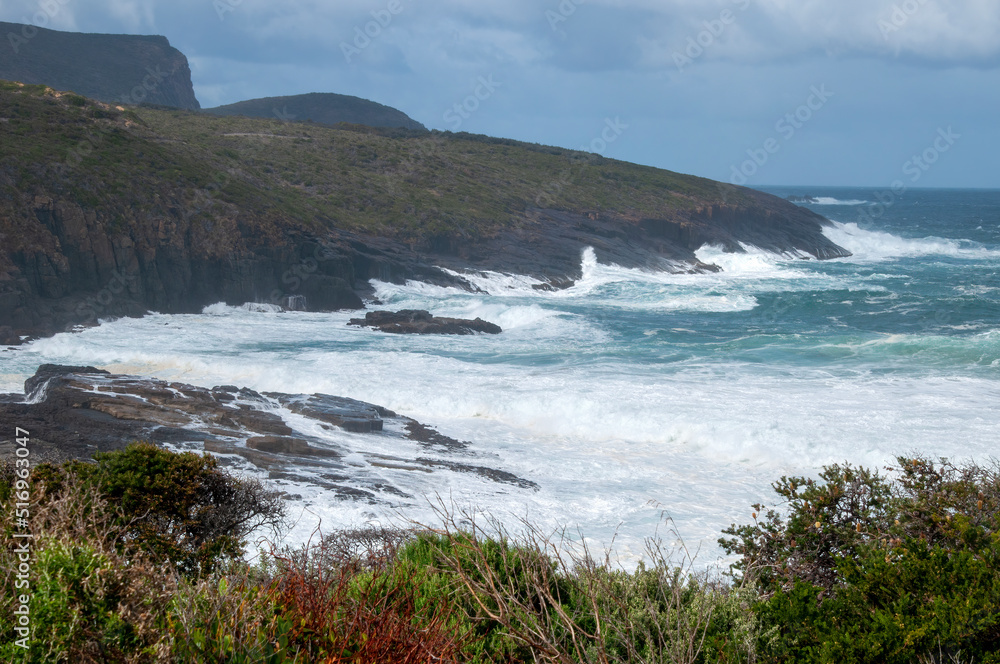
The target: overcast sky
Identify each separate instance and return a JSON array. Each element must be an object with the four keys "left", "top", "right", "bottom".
[{"left": 2, "top": 0, "right": 998, "bottom": 188}]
